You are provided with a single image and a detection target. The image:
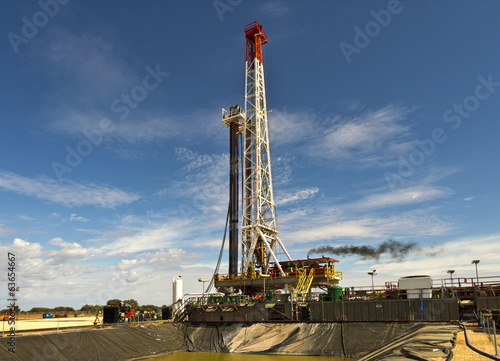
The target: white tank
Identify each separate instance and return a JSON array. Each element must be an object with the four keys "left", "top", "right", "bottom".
[
  {"left": 399, "top": 275, "right": 432, "bottom": 299},
  {"left": 172, "top": 276, "right": 183, "bottom": 310}
]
